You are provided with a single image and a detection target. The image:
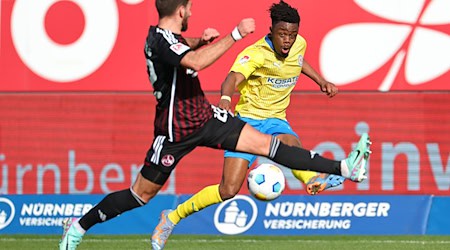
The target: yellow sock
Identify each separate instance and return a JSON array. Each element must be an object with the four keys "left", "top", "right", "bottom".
[
  {"left": 168, "top": 184, "right": 222, "bottom": 225},
  {"left": 291, "top": 170, "right": 318, "bottom": 183}
]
